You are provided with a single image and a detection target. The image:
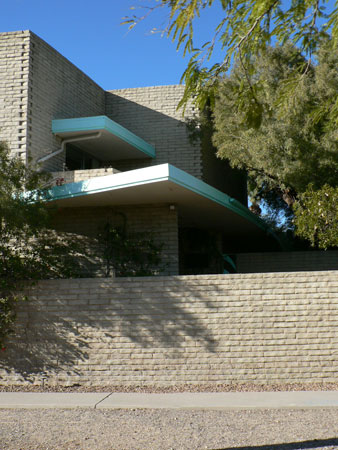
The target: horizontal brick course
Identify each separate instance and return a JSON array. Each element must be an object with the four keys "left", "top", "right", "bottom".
[
  {"left": 0, "top": 271, "right": 337, "bottom": 387},
  {"left": 105, "top": 86, "right": 203, "bottom": 179},
  {"left": 27, "top": 32, "right": 106, "bottom": 171},
  {"left": 51, "top": 204, "right": 179, "bottom": 276},
  {"left": 0, "top": 30, "right": 30, "bottom": 161}
]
